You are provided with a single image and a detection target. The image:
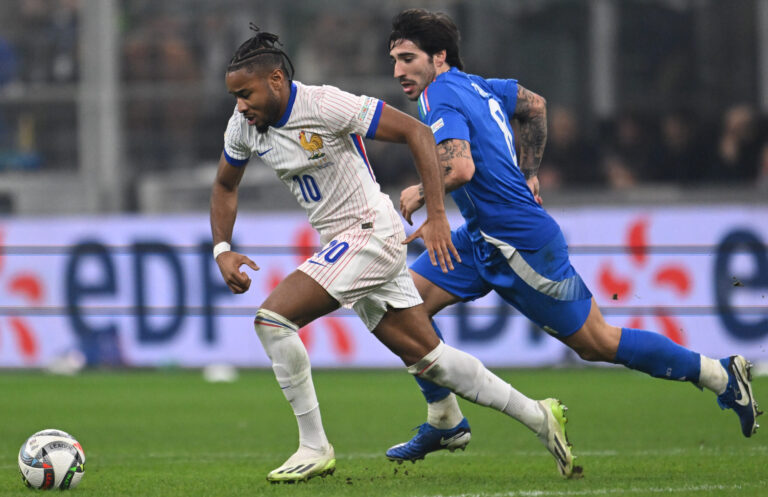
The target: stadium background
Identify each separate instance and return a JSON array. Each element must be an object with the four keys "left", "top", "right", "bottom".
[{"left": 0, "top": 0, "right": 767, "bottom": 371}]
